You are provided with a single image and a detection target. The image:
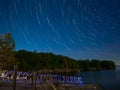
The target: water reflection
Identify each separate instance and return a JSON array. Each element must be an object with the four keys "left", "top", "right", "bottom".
[
  {"left": 76, "top": 69, "right": 120, "bottom": 90},
  {"left": 47, "top": 68, "right": 120, "bottom": 90}
]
